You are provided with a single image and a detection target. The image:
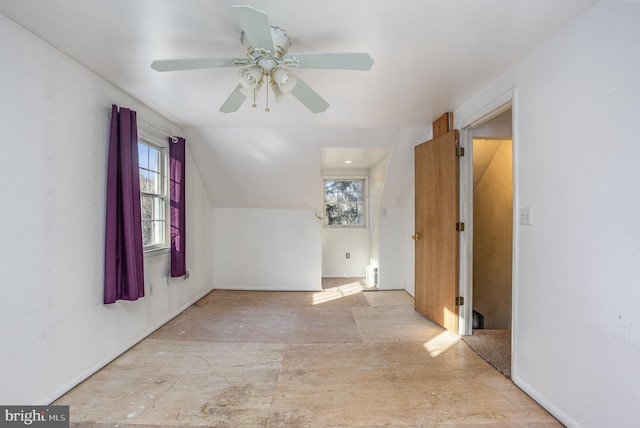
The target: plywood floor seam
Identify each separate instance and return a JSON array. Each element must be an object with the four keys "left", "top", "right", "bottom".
[{"left": 55, "top": 280, "right": 560, "bottom": 427}]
